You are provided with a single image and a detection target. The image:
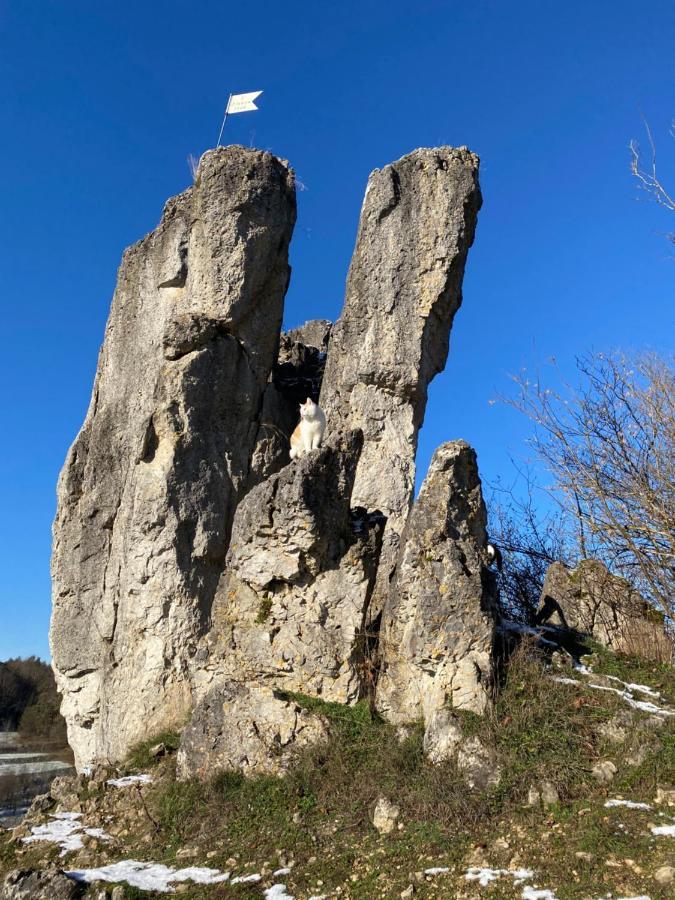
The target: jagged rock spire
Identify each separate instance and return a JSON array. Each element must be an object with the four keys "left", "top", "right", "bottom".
[
  {"left": 50, "top": 147, "right": 296, "bottom": 768},
  {"left": 319, "top": 147, "right": 482, "bottom": 609}
]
